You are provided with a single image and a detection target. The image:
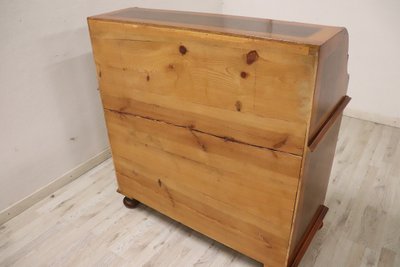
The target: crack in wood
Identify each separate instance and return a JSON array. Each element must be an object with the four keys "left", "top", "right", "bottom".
[
  {"left": 105, "top": 108, "right": 301, "bottom": 157},
  {"left": 188, "top": 126, "right": 208, "bottom": 152},
  {"left": 273, "top": 135, "right": 289, "bottom": 149},
  {"left": 157, "top": 179, "right": 175, "bottom": 207},
  {"left": 258, "top": 232, "right": 273, "bottom": 248}
]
